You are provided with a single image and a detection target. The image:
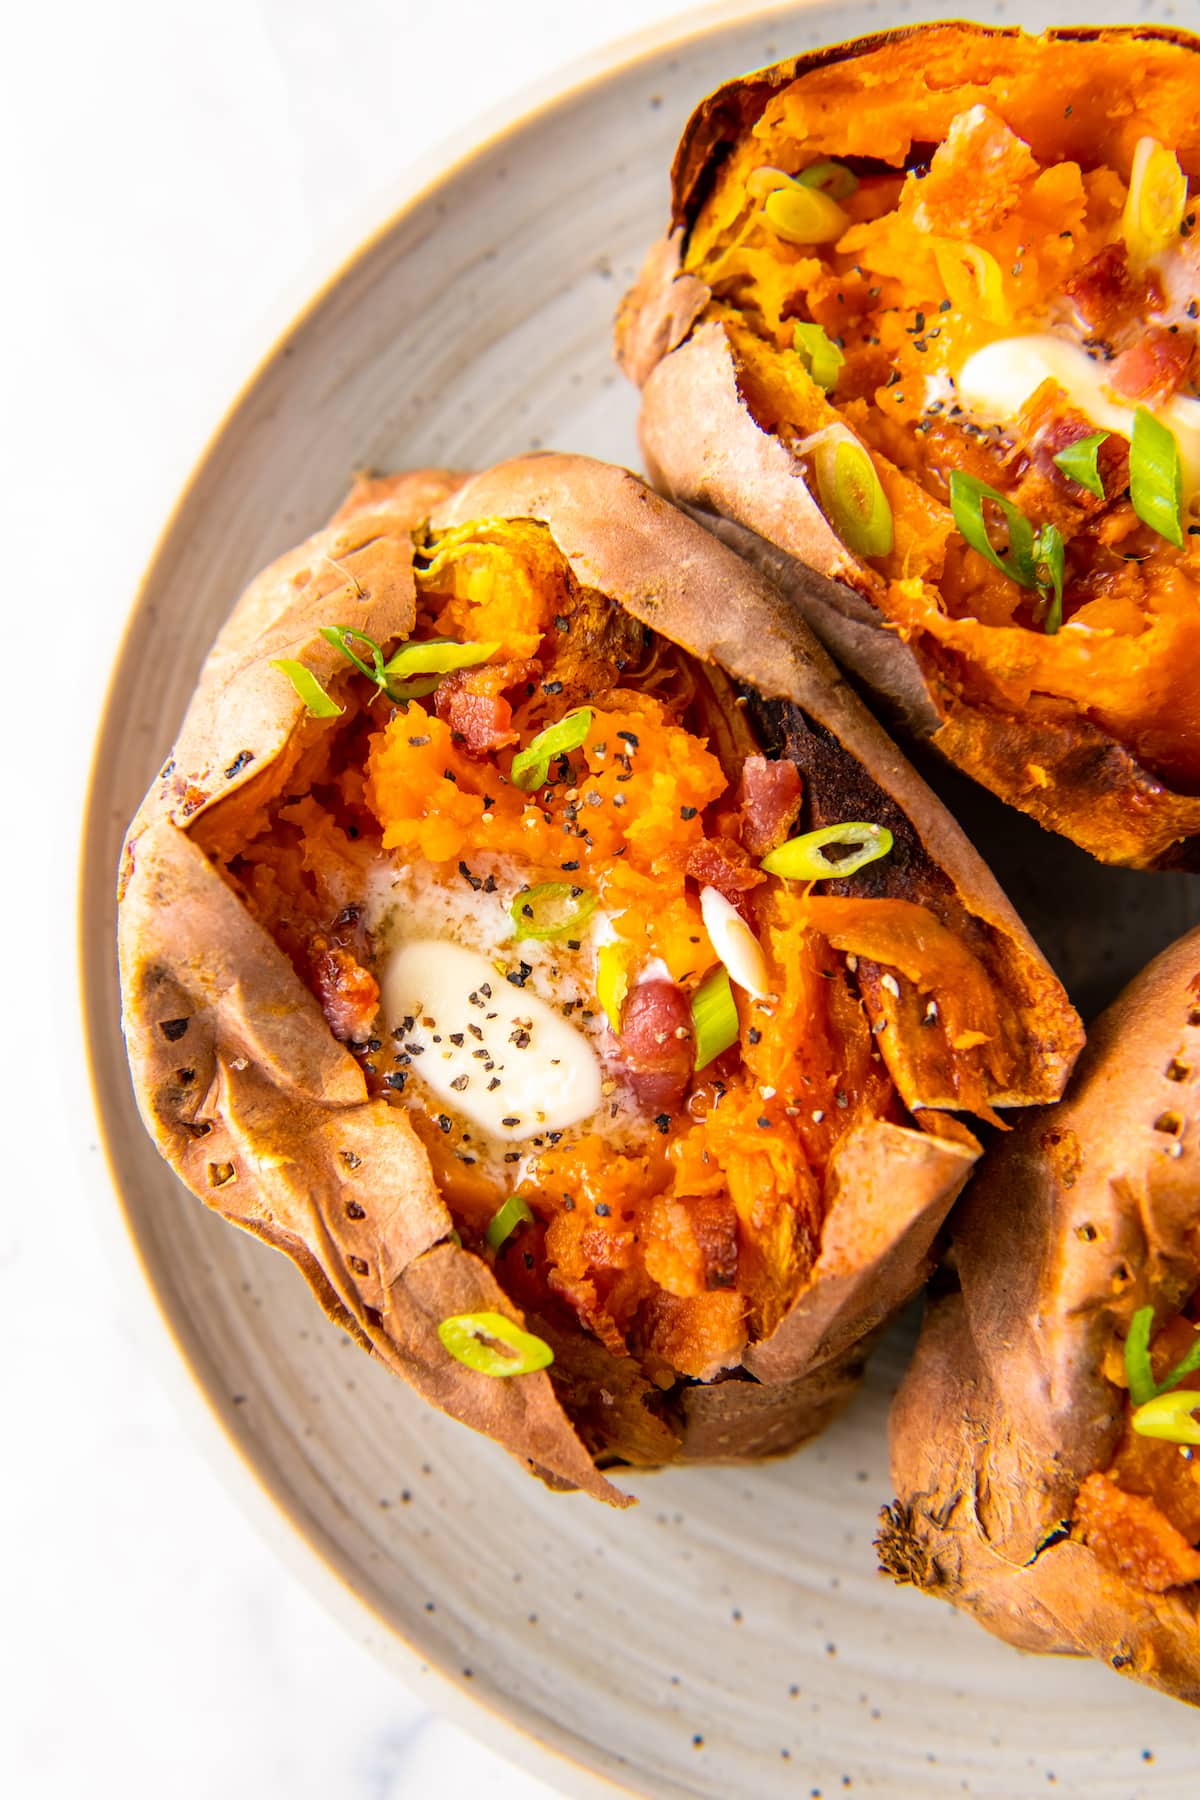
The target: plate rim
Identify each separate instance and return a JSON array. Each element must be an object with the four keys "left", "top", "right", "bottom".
[{"left": 77, "top": 4, "right": 837, "bottom": 1798}]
